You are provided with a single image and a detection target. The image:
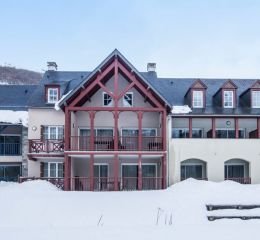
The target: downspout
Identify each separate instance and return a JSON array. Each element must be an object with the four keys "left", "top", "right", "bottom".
[{"left": 167, "top": 115, "right": 172, "bottom": 187}]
